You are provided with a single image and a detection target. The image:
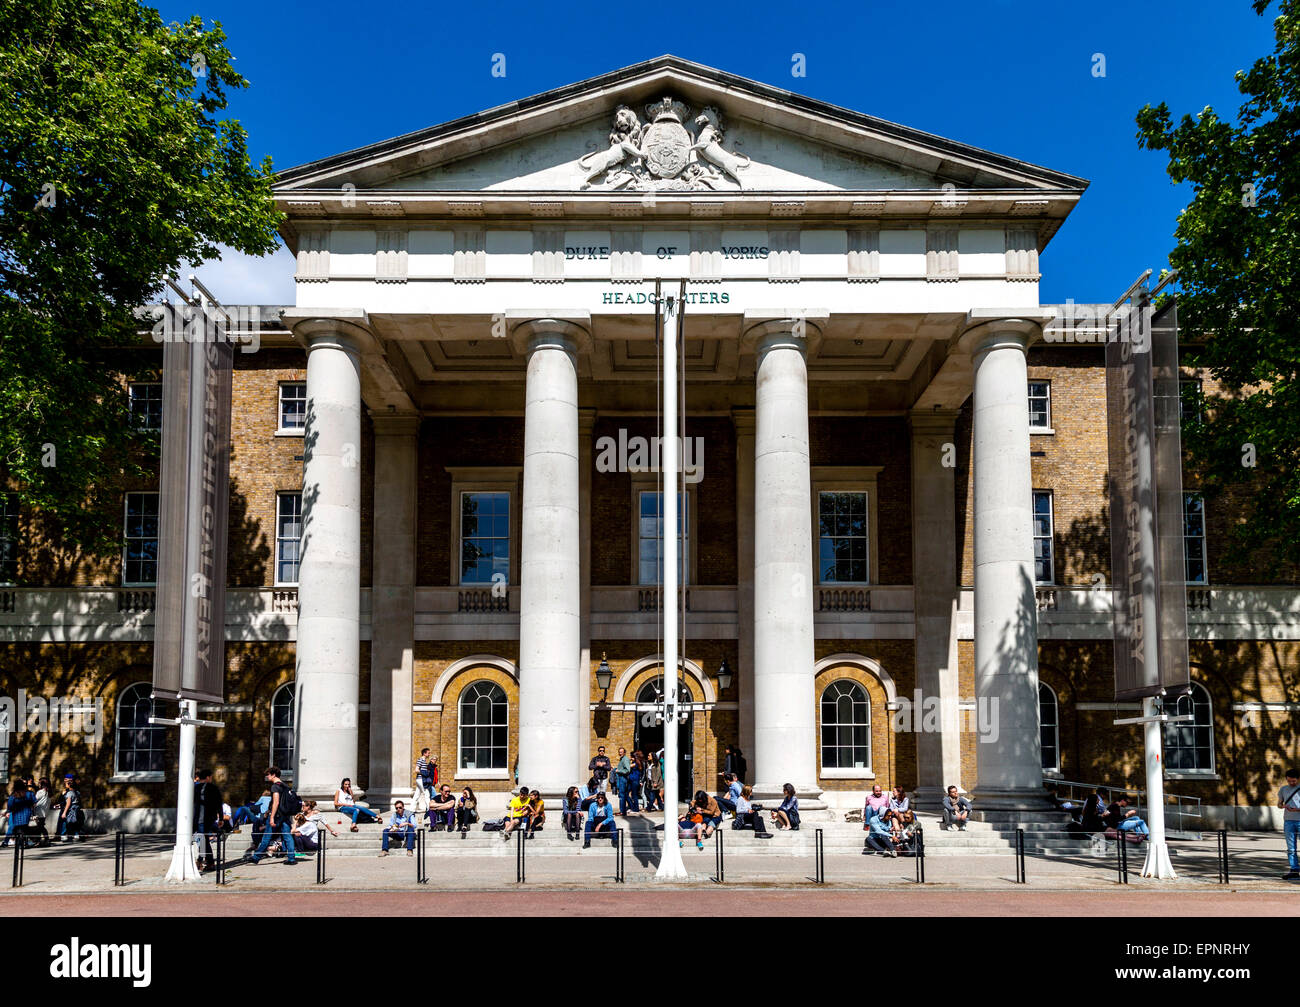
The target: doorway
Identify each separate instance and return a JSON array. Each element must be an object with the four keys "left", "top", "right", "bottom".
[{"left": 633, "top": 677, "right": 694, "bottom": 802}]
